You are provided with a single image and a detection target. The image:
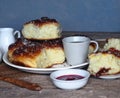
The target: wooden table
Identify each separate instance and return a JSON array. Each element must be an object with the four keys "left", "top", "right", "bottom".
[{"left": 0, "top": 32, "right": 120, "bottom": 98}]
